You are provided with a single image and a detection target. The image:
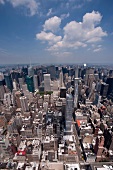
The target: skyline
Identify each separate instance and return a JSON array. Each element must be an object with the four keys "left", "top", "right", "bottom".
[{"left": 0, "top": 0, "right": 113, "bottom": 64}]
